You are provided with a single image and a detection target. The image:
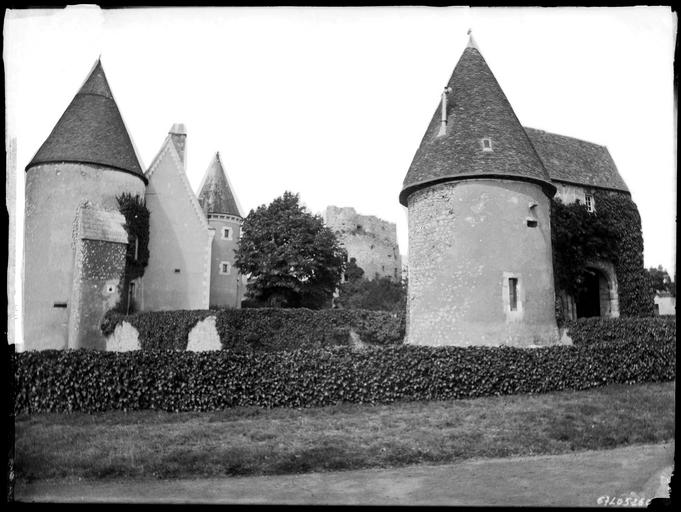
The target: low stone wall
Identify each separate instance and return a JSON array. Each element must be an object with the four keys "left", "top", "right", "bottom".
[
  {"left": 105, "top": 321, "right": 141, "bottom": 352},
  {"left": 104, "top": 316, "right": 223, "bottom": 352},
  {"left": 186, "top": 316, "right": 221, "bottom": 351}
]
